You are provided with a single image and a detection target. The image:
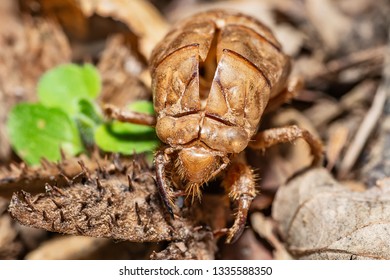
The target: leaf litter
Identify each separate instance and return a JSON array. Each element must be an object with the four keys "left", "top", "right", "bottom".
[
  {"left": 0, "top": 0, "right": 390, "bottom": 259},
  {"left": 273, "top": 168, "right": 390, "bottom": 260}
]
